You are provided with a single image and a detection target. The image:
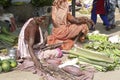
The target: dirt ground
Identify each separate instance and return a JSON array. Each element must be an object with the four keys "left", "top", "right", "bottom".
[{"left": 0, "top": 9, "right": 120, "bottom": 80}]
